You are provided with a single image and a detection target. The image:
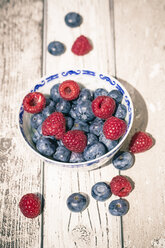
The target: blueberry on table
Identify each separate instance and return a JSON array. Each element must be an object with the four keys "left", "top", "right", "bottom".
[
  {"left": 48, "top": 41, "right": 65, "bottom": 56},
  {"left": 112, "top": 151, "right": 134, "bottom": 170},
  {"left": 91, "top": 182, "right": 112, "bottom": 201},
  {"left": 64, "top": 12, "right": 82, "bottom": 28},
  {"left": 66, "top": 193, "right": 88, "bottom": 212},
  {"left": 108, "top": 199, "right": 129, "bottom": 216}
]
